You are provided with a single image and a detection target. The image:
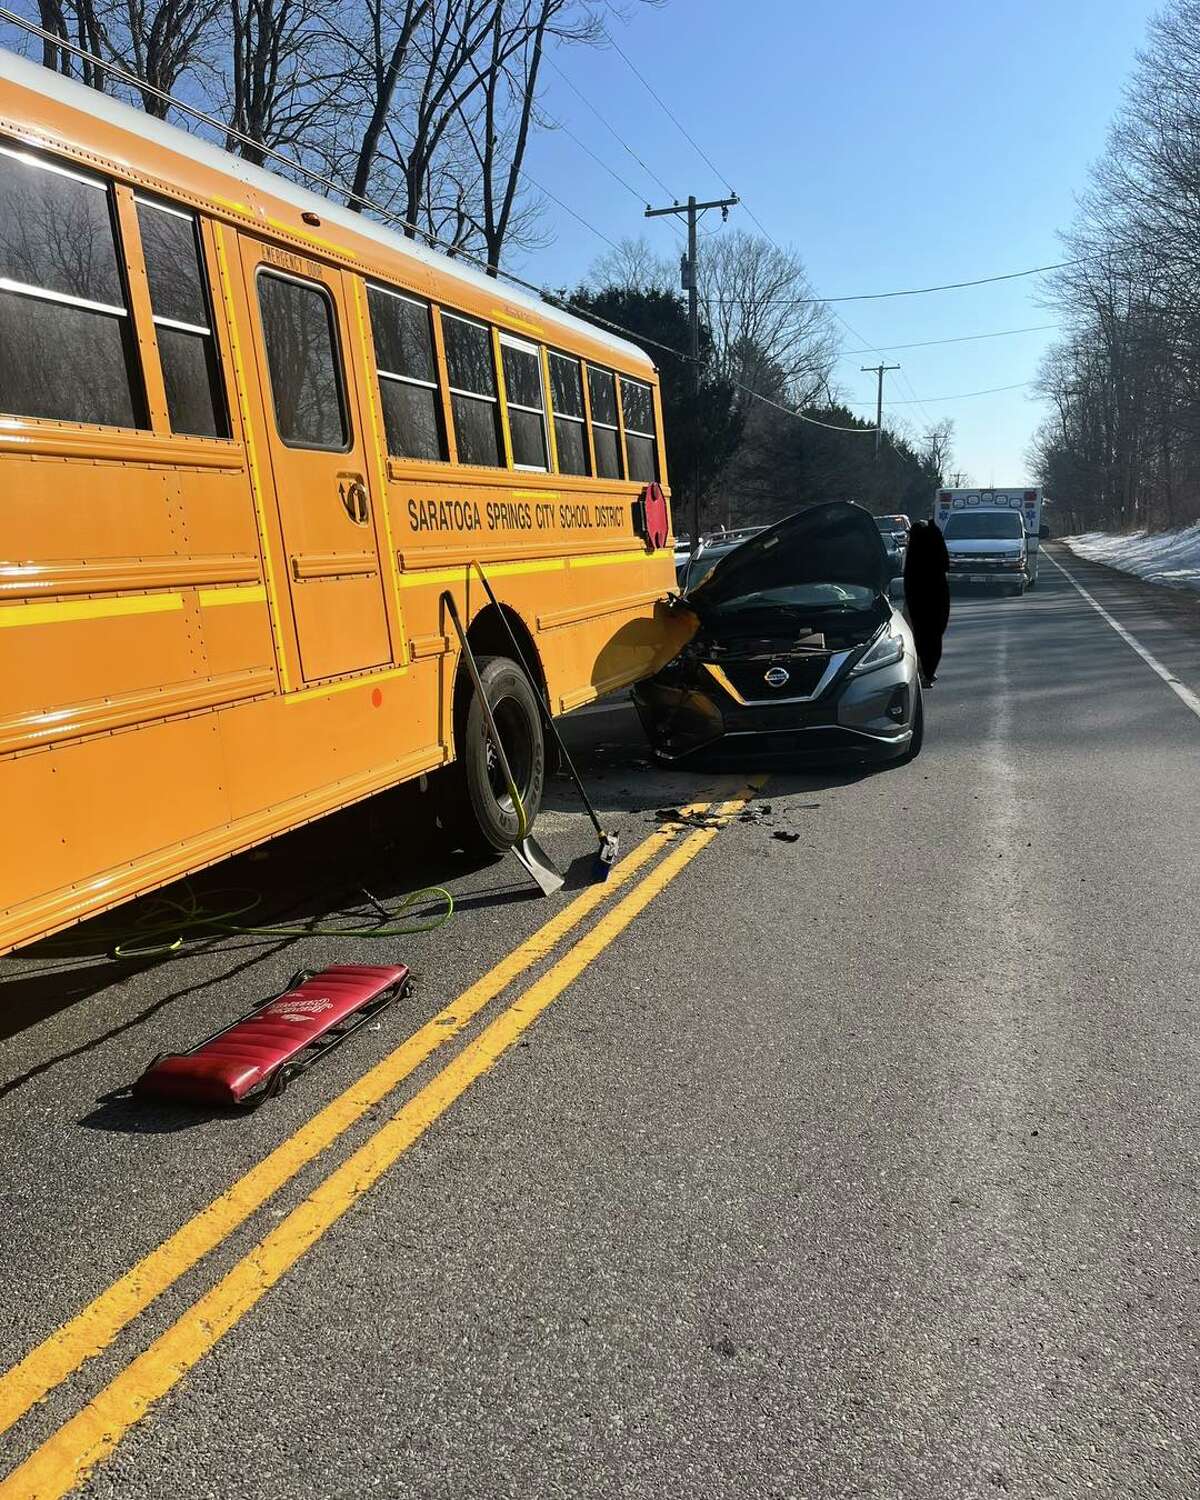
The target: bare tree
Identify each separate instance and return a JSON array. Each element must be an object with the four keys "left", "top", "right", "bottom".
[
  {"left": 921, "top": 419, "right": 954, "bottom": 488},
  {"left": 12, "top": 0, "right": 112, "bottom": 87},
  {"left": 589, "top": 236, "right": 676, "bottom": 296},
  {"left": 339, "top": 0, "right": 626, "bottom": 263},
  {"left": 699, "top": 231, "right": 837, "bottom": 406},
  {"left": 104, "top": 0, "right": 226, "bottom": 117},
  {"left": 342, "top": 0, "right": 436, "bottom": 210},
  {"left": 4, "top": 0, "right": 648, "bottom": 275},
  {"left": 465, "top": 0, "right": 605, "bottom": 271},
  {"left": 223, "top": 0, "right": 348, "bottom": 163},
  {"left": 1033, "top": 0, "right": 1200, "bottom": 533},
  {"left": 593, "top": 232, "right": 838, "bottom": 404}
]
